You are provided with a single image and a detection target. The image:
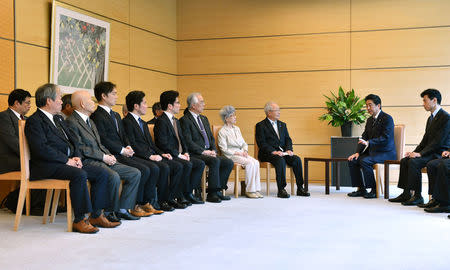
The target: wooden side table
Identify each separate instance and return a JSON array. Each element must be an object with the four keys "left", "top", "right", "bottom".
[{"left": 304, "top": 157, "right": 348, "bottom": 194}]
